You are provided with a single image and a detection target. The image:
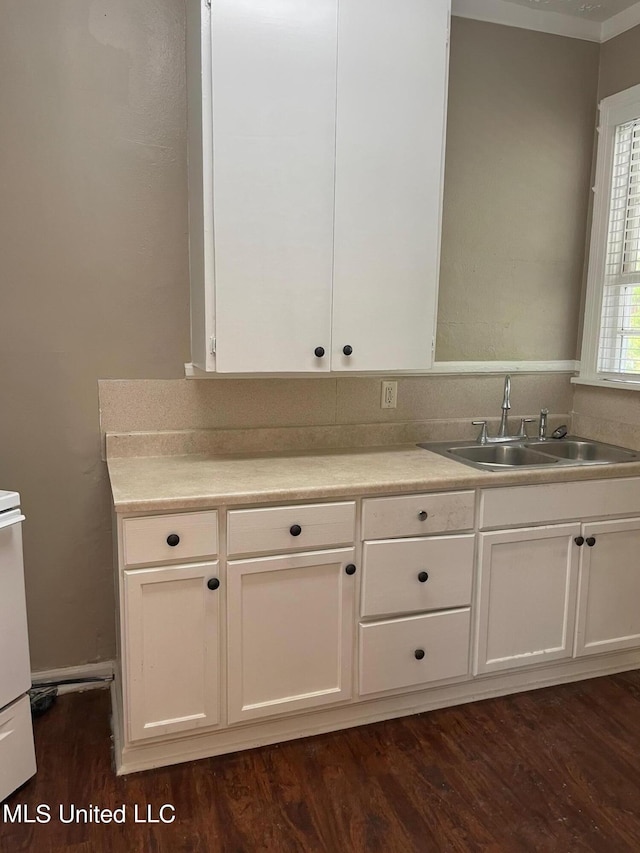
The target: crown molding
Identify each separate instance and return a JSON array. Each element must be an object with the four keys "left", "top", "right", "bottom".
[
  {"left": 601, "top": 1, "right": 640, "bottom": 41},
  {"left": 452, "top": 0, "right": 640, "bottom": 43}
]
